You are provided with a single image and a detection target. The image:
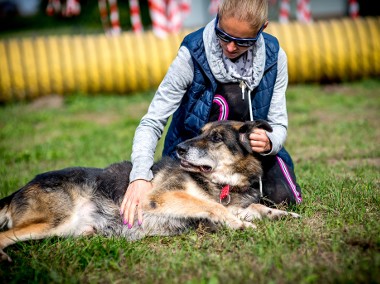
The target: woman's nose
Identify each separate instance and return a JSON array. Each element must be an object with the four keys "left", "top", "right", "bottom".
[{"left": 226, "top": 41, "right": 238, "bottom": 52}]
